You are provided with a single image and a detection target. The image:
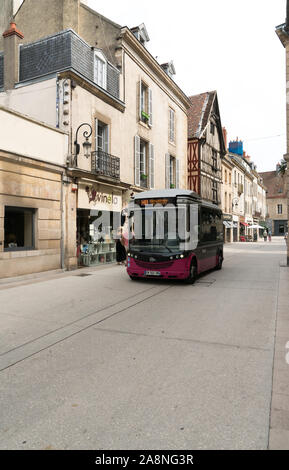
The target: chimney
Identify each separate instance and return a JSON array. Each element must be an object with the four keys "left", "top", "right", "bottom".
[
  {"left": 243, "top": 151, "right": 251, "bottom": 162},
  {"left": 2, "top": 22, "right": 24, "bottom": 91},
  {"left": 222, "top": 127, "right": 227, "bottom": 150},
  {"left": 63, "top": 0, "right": 80, "bottom": 33}
]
